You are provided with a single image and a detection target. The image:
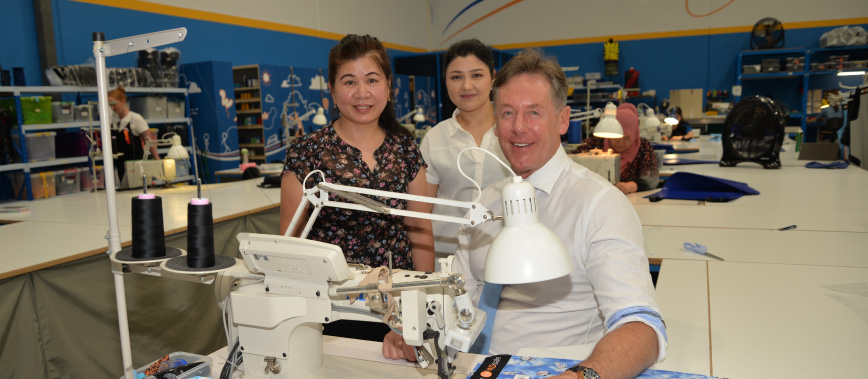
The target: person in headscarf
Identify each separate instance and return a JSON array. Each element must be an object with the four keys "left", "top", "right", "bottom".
[{"left": 573, "top": 103, "right": 659, "bottom": 194}]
